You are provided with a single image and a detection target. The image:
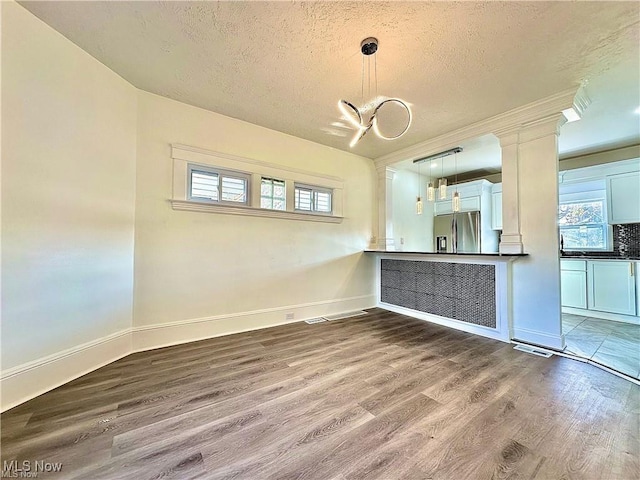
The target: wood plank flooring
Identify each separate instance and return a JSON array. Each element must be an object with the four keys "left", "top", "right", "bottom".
[{"left": 1, "top": 308, "right": 638, "bottom": 479}]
